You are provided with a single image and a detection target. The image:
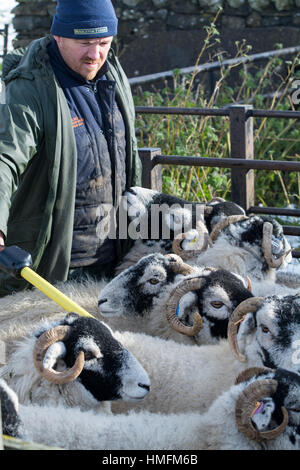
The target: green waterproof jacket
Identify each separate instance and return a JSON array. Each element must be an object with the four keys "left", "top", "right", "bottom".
[{"left": 0, "top": 35, "right": 141, "bottom": 296}]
